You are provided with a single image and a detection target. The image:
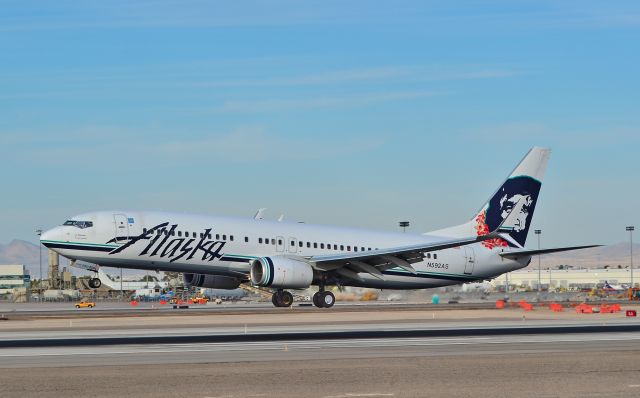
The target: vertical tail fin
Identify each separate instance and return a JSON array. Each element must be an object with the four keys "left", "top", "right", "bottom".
[{"left": 429, "top": 147, "right": 551, "bottom": 249}]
